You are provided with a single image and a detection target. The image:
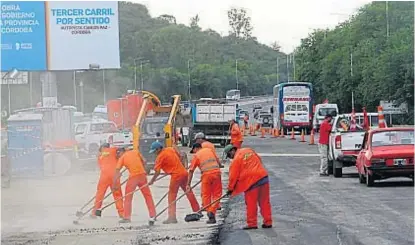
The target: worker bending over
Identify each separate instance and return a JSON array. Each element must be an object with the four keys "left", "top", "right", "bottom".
[
  {"left": 148, "top": 141, "right": 200, "bottom": 224},
  {"left": 187, "top": 143, "right": 222, "bottom": 224},
  {"left": 193, "top": 132, "right": 223, "bottom": 209},
  {"left": 229, "top": 119, "right": 243, "bottom": 148},
  {"left": 224, "top": 144, "right": 273, "bottom": 230},
  {"left": 114, "top": 147, "right": 156, "bottom": 223},
  {"left": 91, "top": 143, "right": 124, "bottom": 218}
]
